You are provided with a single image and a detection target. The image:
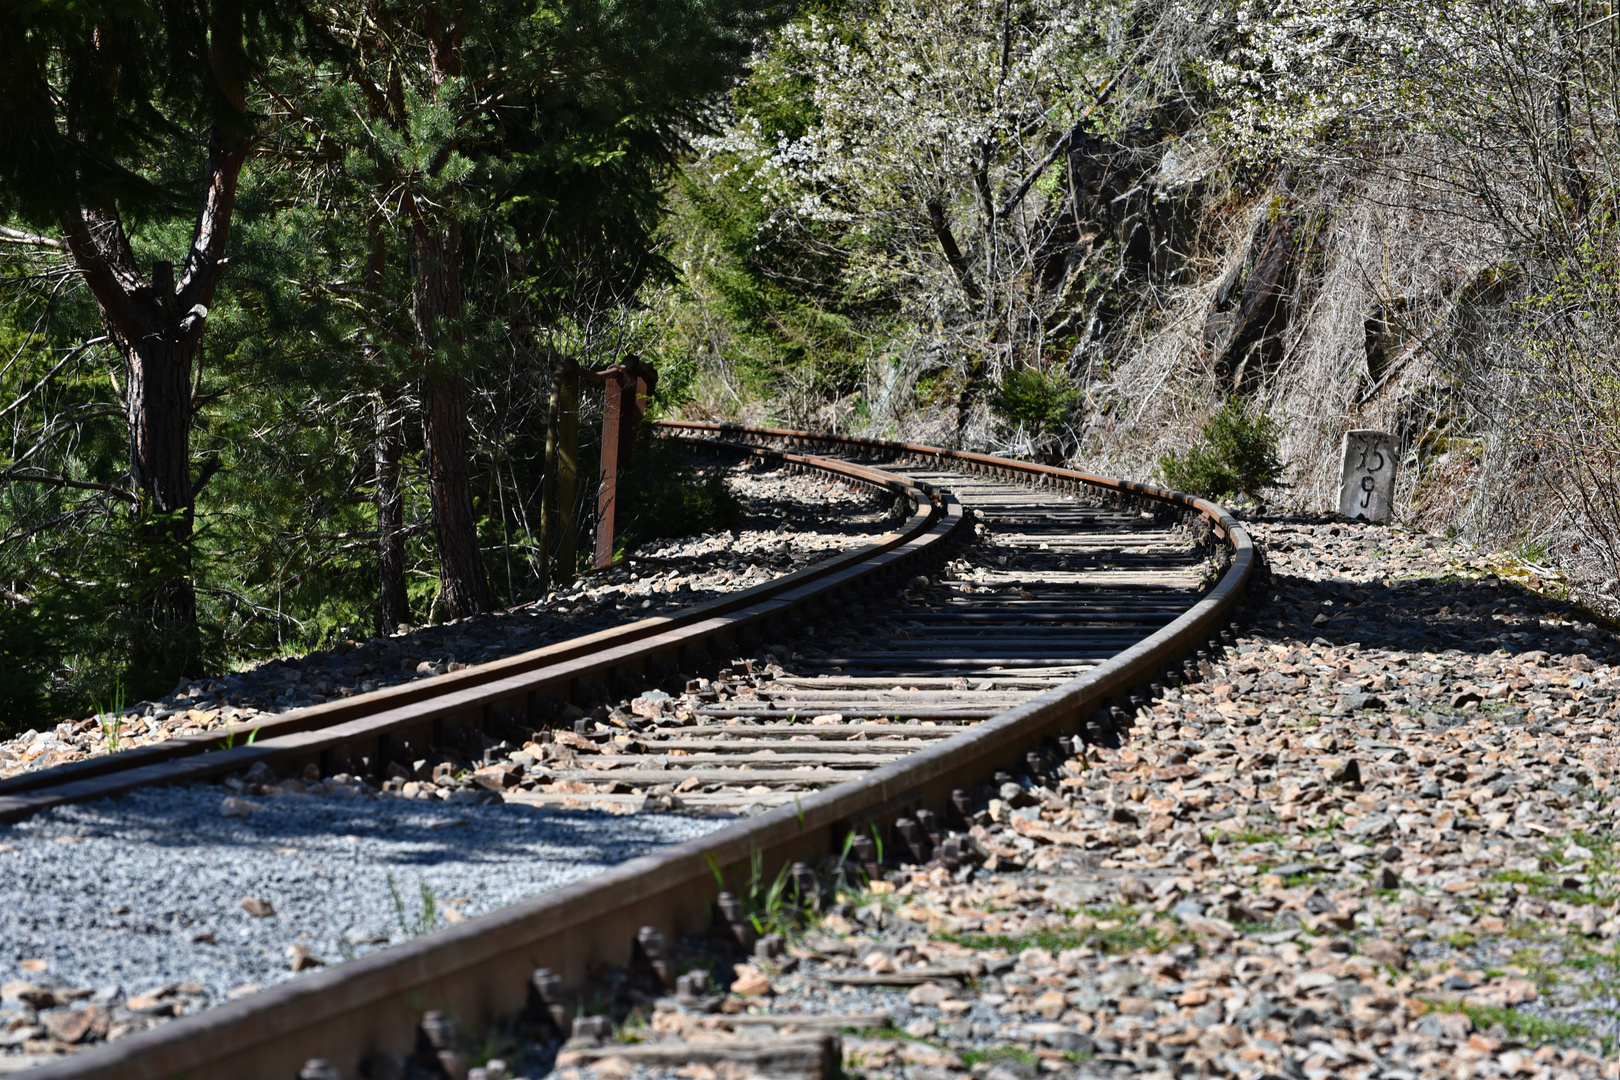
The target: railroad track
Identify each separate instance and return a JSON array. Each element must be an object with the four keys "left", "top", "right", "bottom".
[
  {"left": 510, "top": 444, "right": 1214, "bottom": 818},
  {"left": 16, "top": 424, "right": 1253, "bottom": 1080}
]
